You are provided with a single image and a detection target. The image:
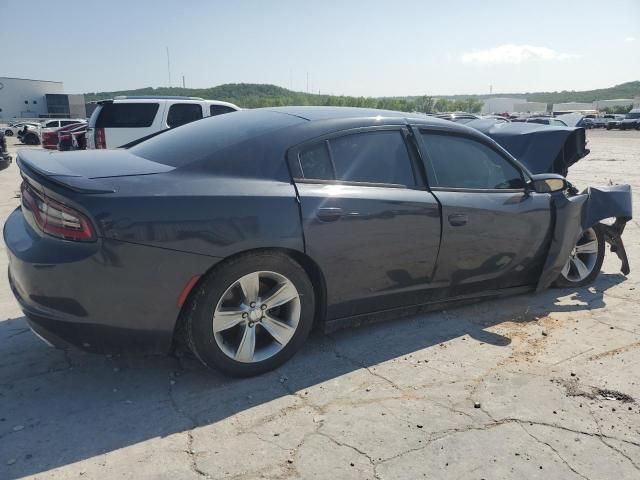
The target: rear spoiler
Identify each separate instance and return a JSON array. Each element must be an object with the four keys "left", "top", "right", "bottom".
[{"left": 16, "top": 151, "right": 116, "bottom": 194}]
